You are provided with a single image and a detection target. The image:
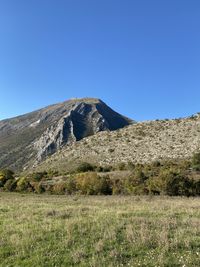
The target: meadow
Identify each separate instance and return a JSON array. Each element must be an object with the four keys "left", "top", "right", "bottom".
[{"left": 0, "top": 193, "right": 199, "bottom": 267}]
